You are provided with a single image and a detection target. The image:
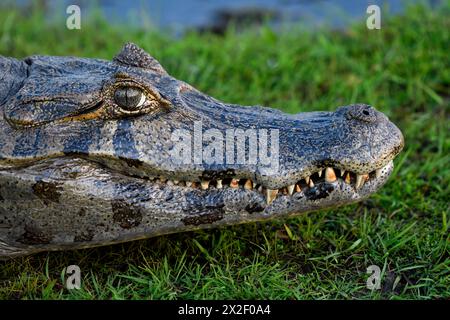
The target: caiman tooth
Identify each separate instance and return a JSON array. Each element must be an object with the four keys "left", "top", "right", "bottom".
[
  {"left": 173, "top": 180, "right": 179, "bottom": 185},
  {"left": 287, "top": 184, "right": 295, "bottom": 195},
  {"left": 355, "top": 174, "right": 365, "bottom": 189},
  {"left": 305, "top": 176, "right": 310, "bottom": 184},
  {"left": 257, "top": 185, "right": 263, "bottom": 192},
  {"left": 309, "top": 179, "right": 314, "bottom": 188},
  {"left": 166, "top": 180, "right": 174, "bottom": 186},
  {"left": 201, "top": 180, "right": 210, "bottom": 190},
  {"left": 244, "top": 179, "right": 253, "bottom": 190},
  {"left": 344, "top": 172, "right": 351, "bottom": 184},
  {"left": 266, "top": 189, "right": 278, "bottom": 205},
  {"left": 318, "top": 169, "right": 322, "bottom": 177},
  {"left": 186, "top": 181, "right": 193, "bottom": 187},
  {"left": 357, "top": 174, "right": 370, "bottom": 188},
  {"left": 230, "top": 178, "right": 239, "bottom": 188},
  {"left": 216, "top": 179, "right": 223, "bottom": 189},
  {"left": 375, "top": 169, "right": 382, "bottom": 178},
  {"left": 340, "top": 170, "right": 345, "bottom": 177},
  {"left": 295, "top": 184, "right": 302, "bottom": 192},
  {"left": 325, "top": 167, "right": 337, "bottom": 182},
  {"left": 159, "top": 177, "right": 167, "bottom": 183}
]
